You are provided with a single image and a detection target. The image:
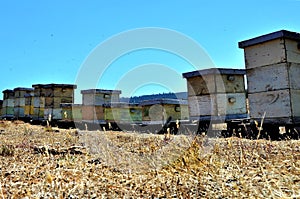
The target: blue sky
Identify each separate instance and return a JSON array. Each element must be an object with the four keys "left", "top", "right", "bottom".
[{"left": 1, "top": 0, "right": 300, "bottom": 102}]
